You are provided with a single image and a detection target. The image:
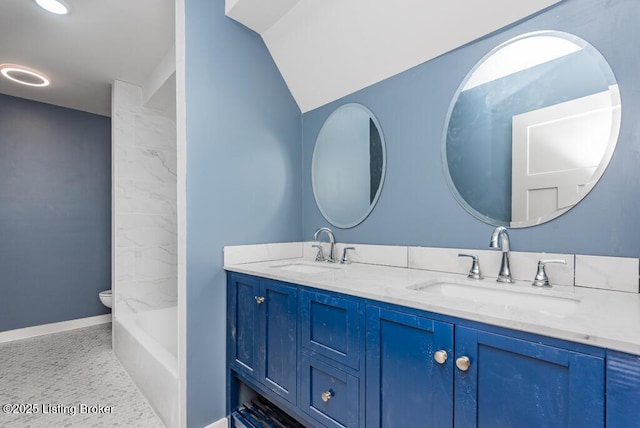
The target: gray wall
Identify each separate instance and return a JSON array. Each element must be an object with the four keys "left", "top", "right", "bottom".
[
  {"left": 0, "top": 94, "right": 111, "bottom": 332},
  {"left": 185, "top": 0, "right": 302, "bottom": 426},
  {"left": 302, "top": 0, "right": 640, "bottom": 257}
]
